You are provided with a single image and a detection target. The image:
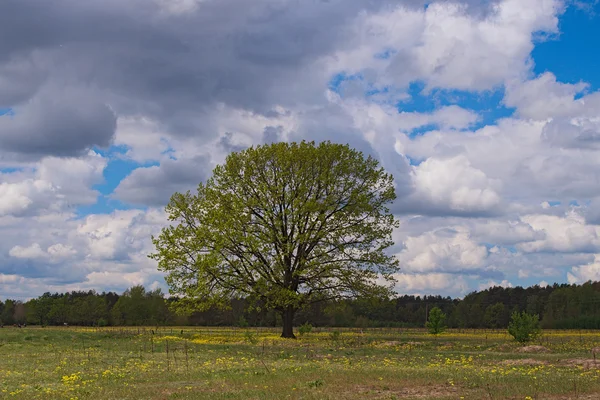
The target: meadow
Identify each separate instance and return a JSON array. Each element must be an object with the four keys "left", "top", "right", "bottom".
[{"left": 2, "top": 326, "right": 600, "bottom": 399}]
